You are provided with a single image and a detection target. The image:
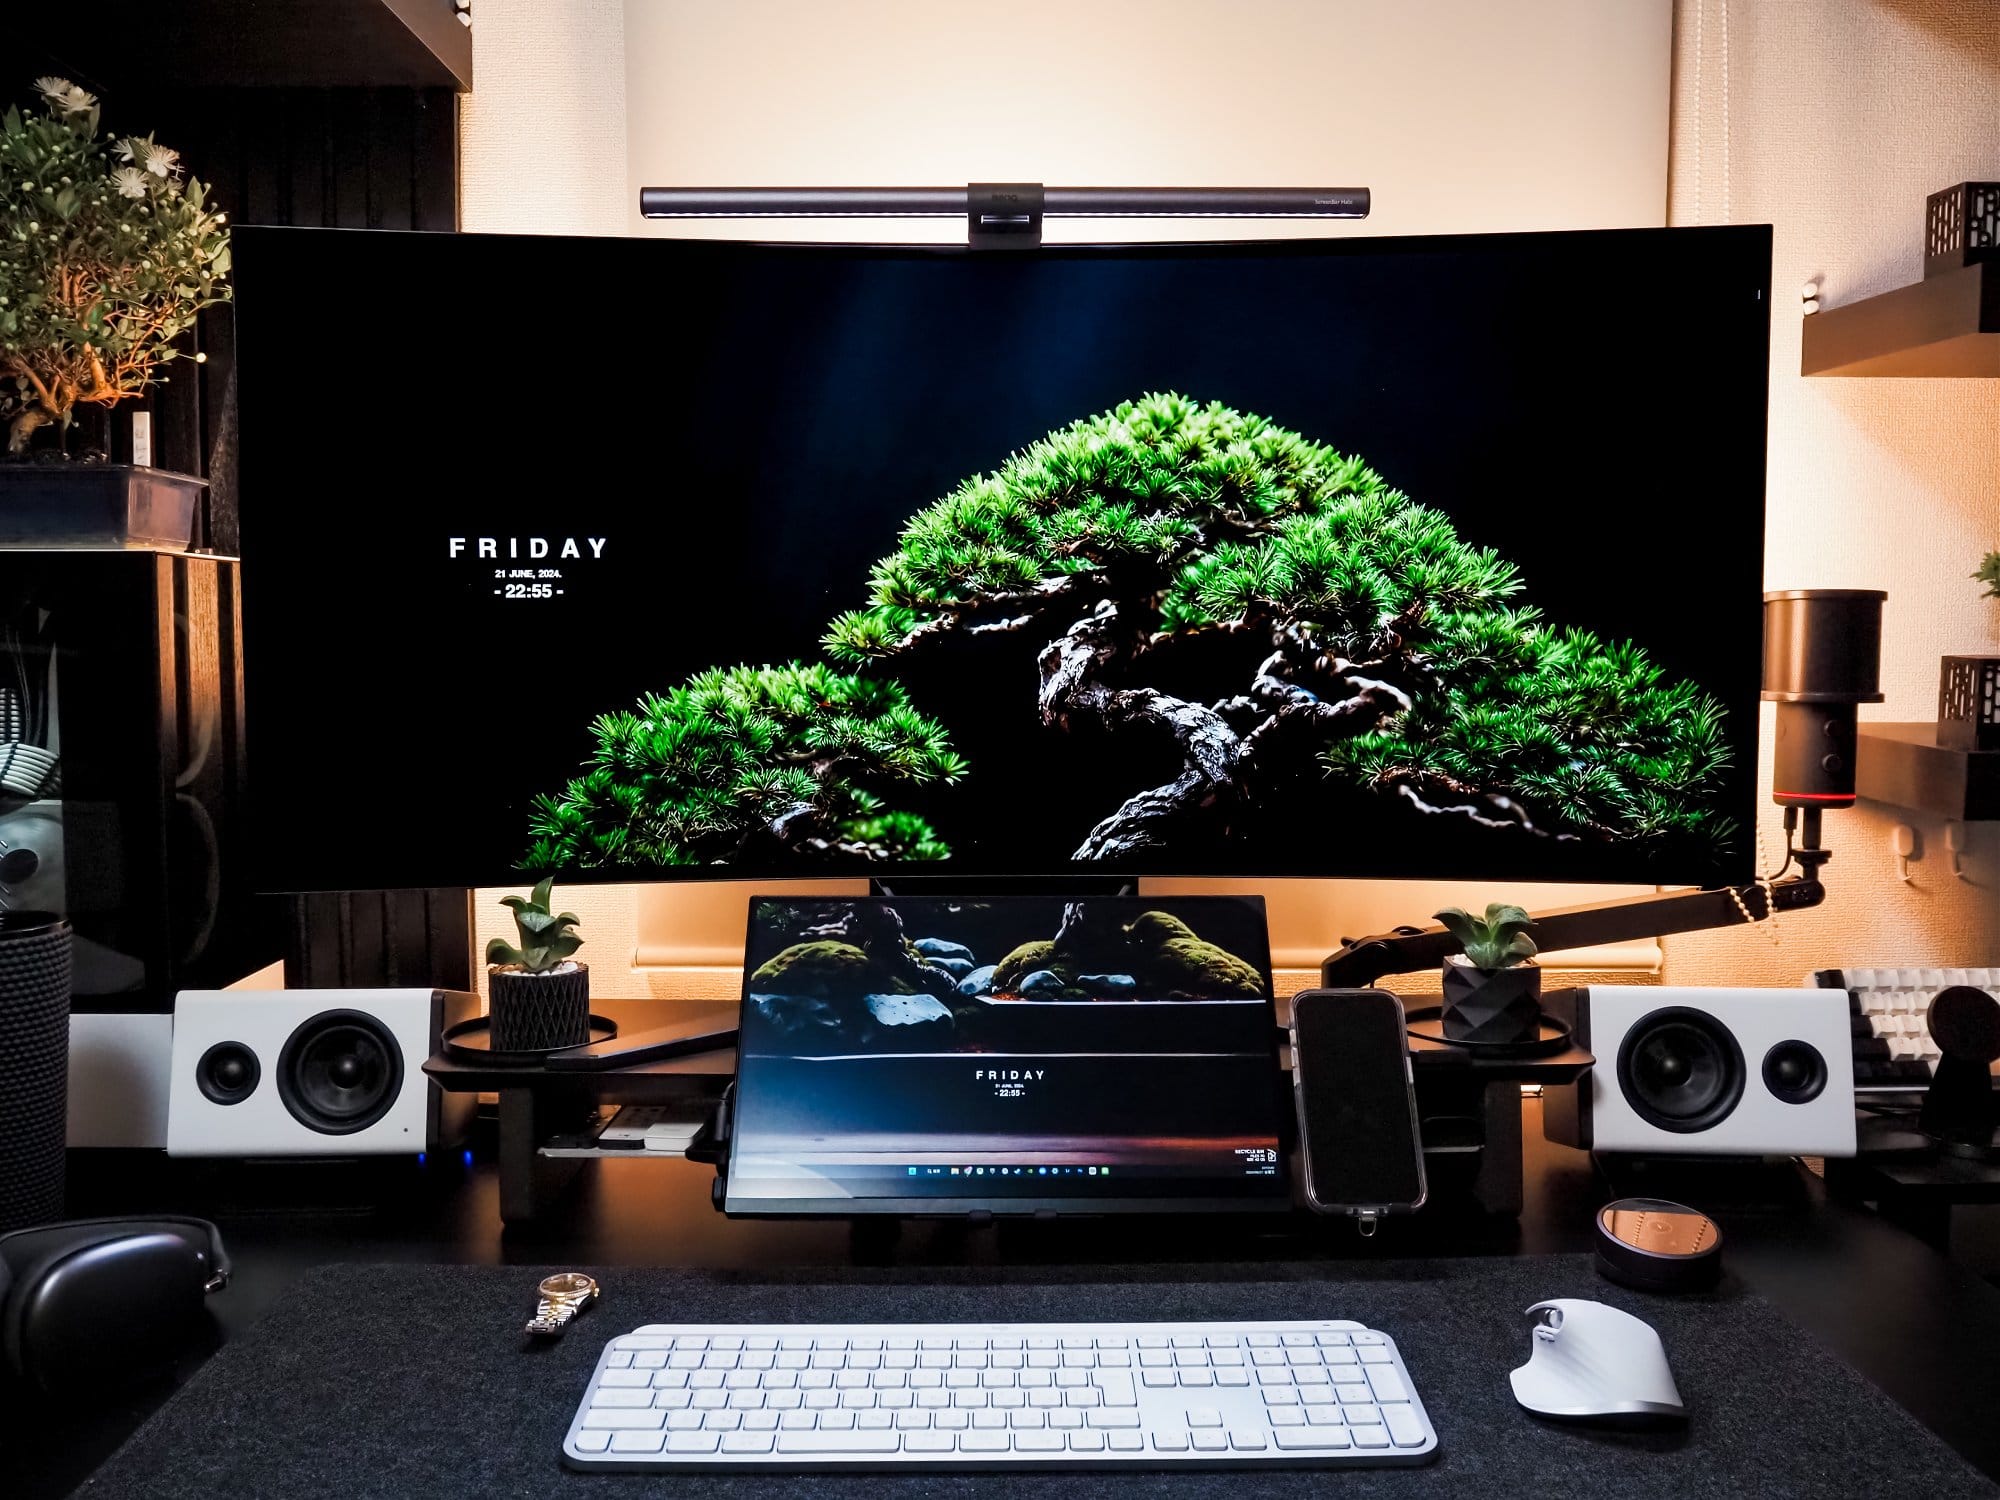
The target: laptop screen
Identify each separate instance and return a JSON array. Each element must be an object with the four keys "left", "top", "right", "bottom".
[{"left": 725, "top": 895, "right": 1288, "bottom": 1215}]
